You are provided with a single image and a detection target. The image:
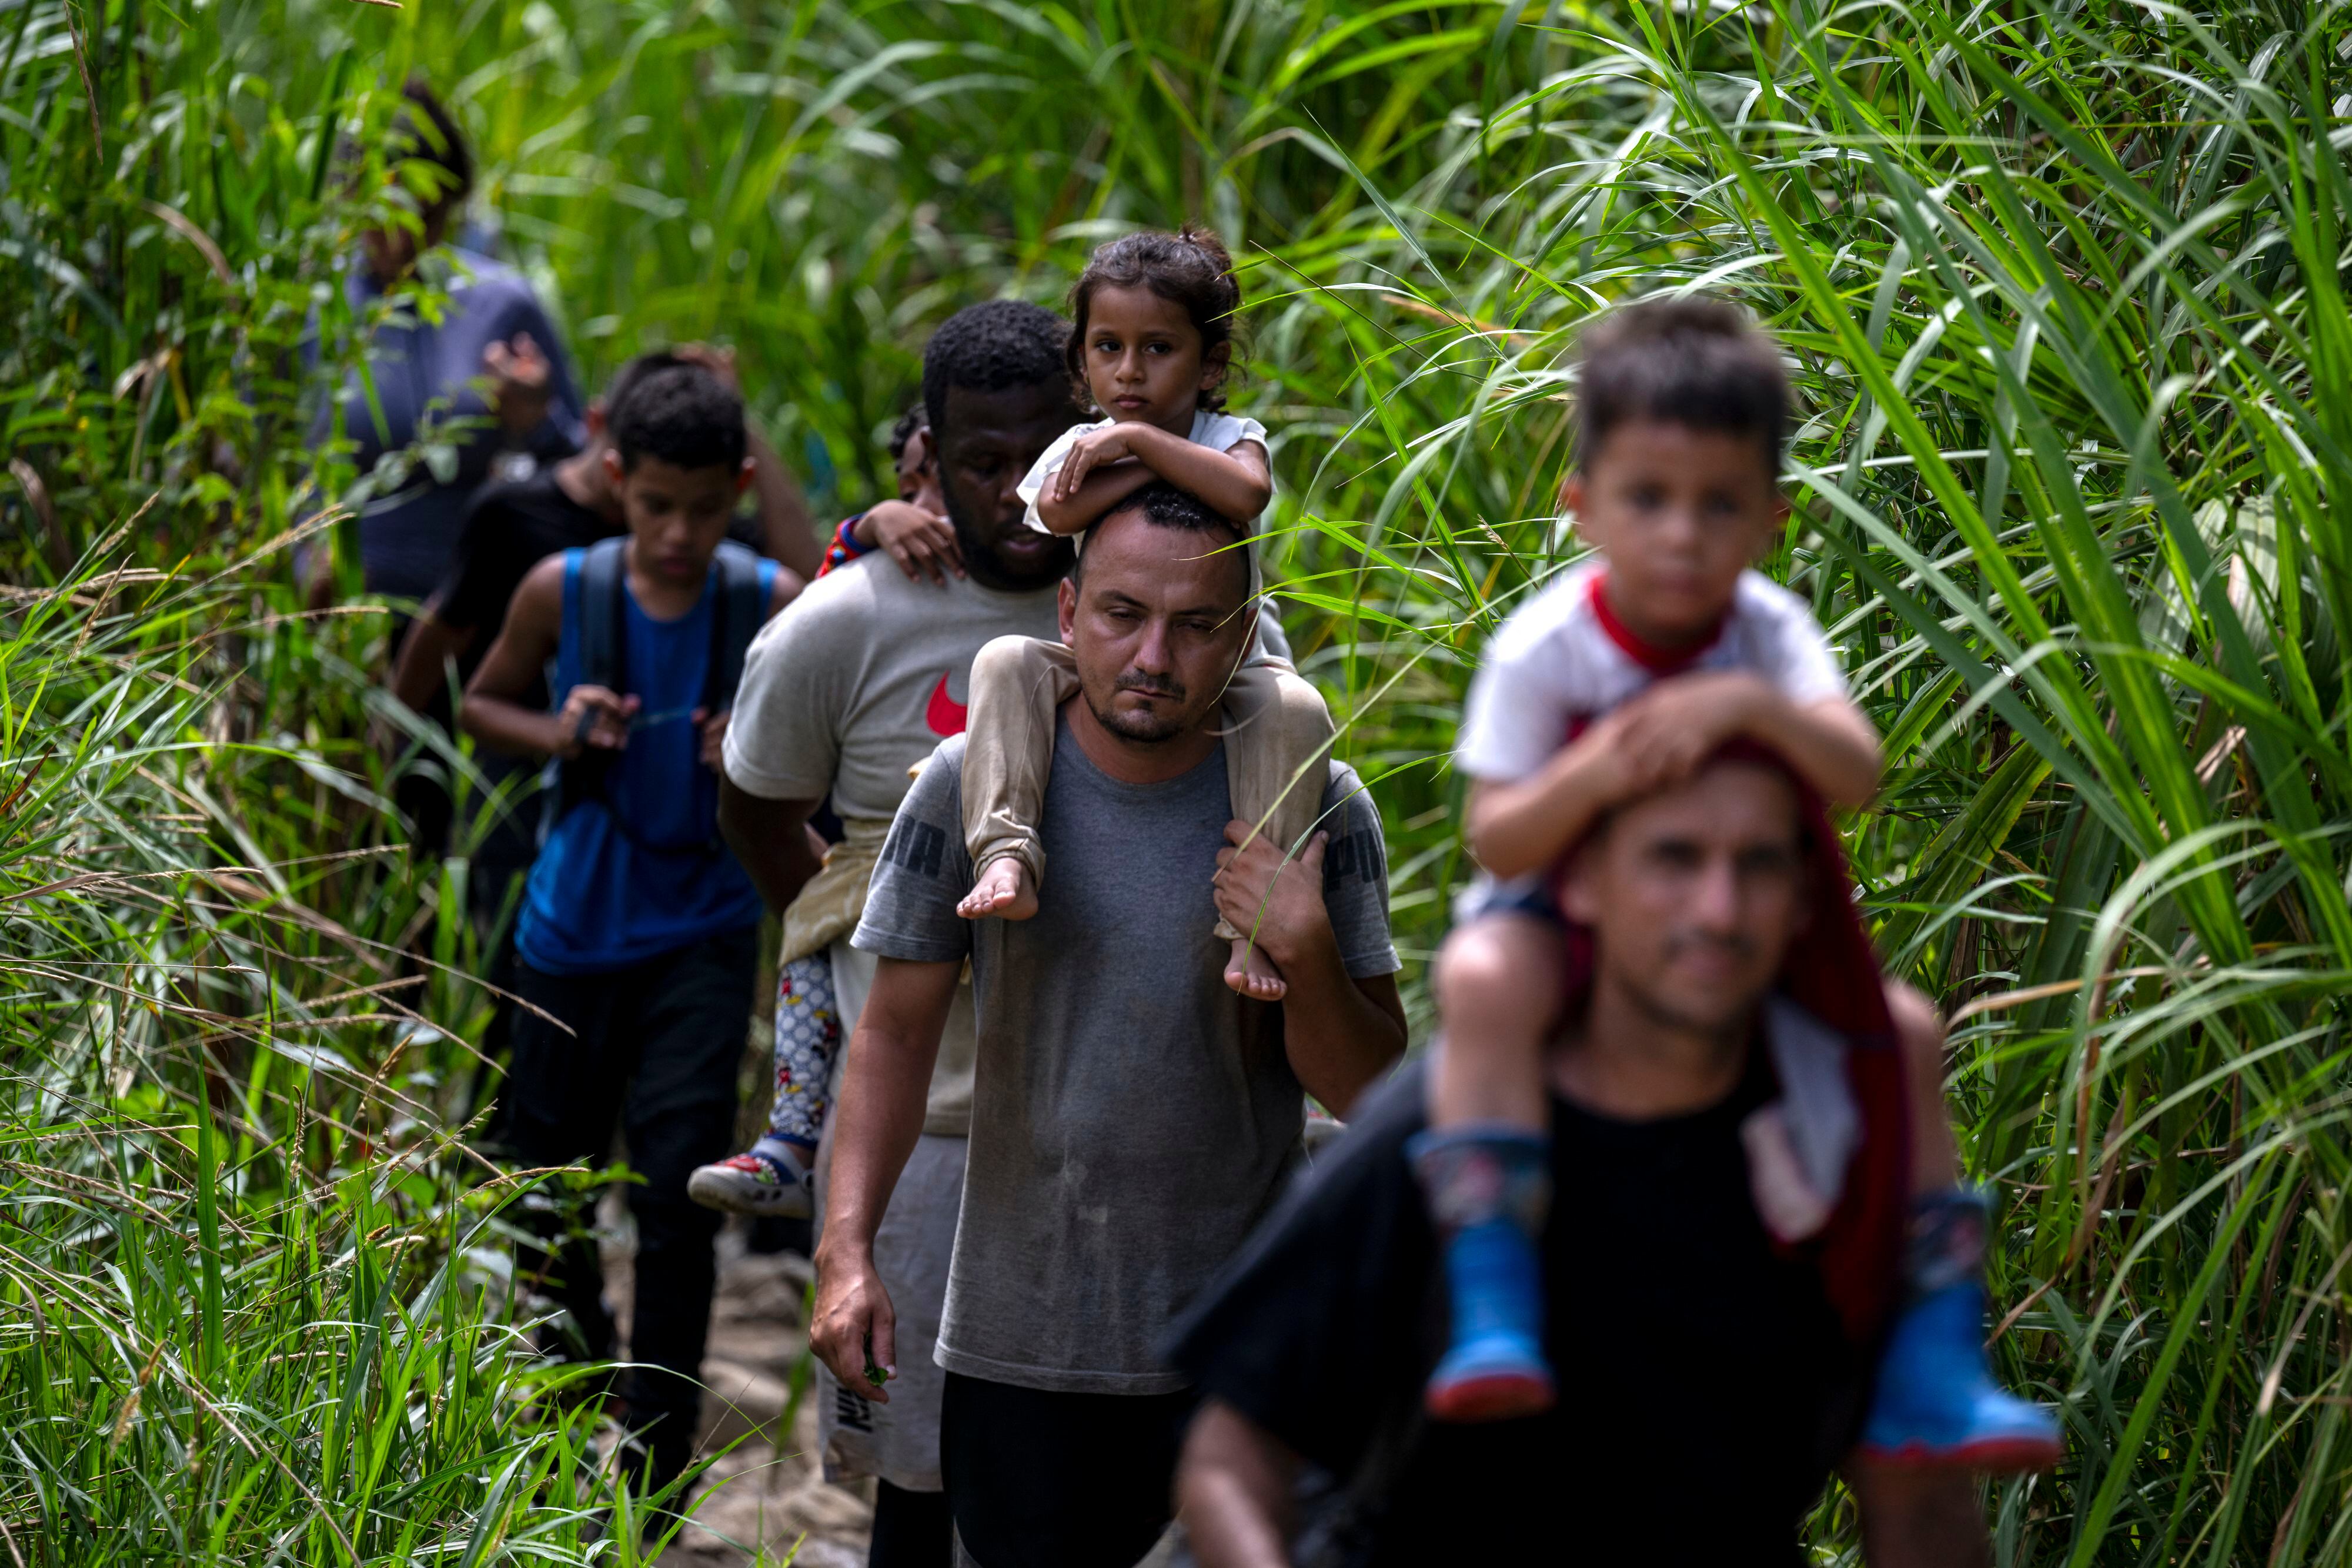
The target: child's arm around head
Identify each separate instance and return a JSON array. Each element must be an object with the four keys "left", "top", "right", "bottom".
[
  {"left": 1611, "top": 677, "right": 1882, "bottom": 808},
  {"left": 1466, "top": 684, "right": 1881, "bottom": 881},
  {"left": 1035, "top": 425, "right": 1271, "bottom": 535},
  {"left": 458, "top": 553, "right": 638, "bottom": 760}
]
